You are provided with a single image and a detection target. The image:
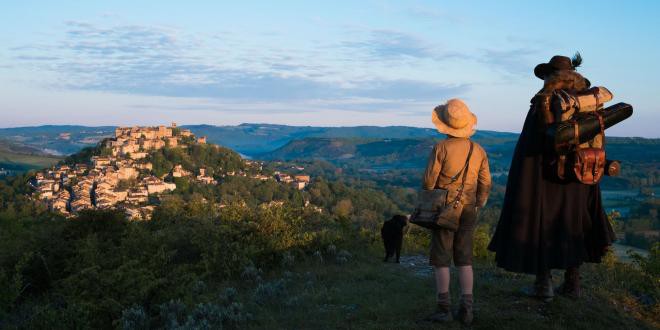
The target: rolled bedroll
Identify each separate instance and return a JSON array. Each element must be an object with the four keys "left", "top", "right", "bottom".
[{"left": 547, "top": 102, "right": 633, "bottom": 155}]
